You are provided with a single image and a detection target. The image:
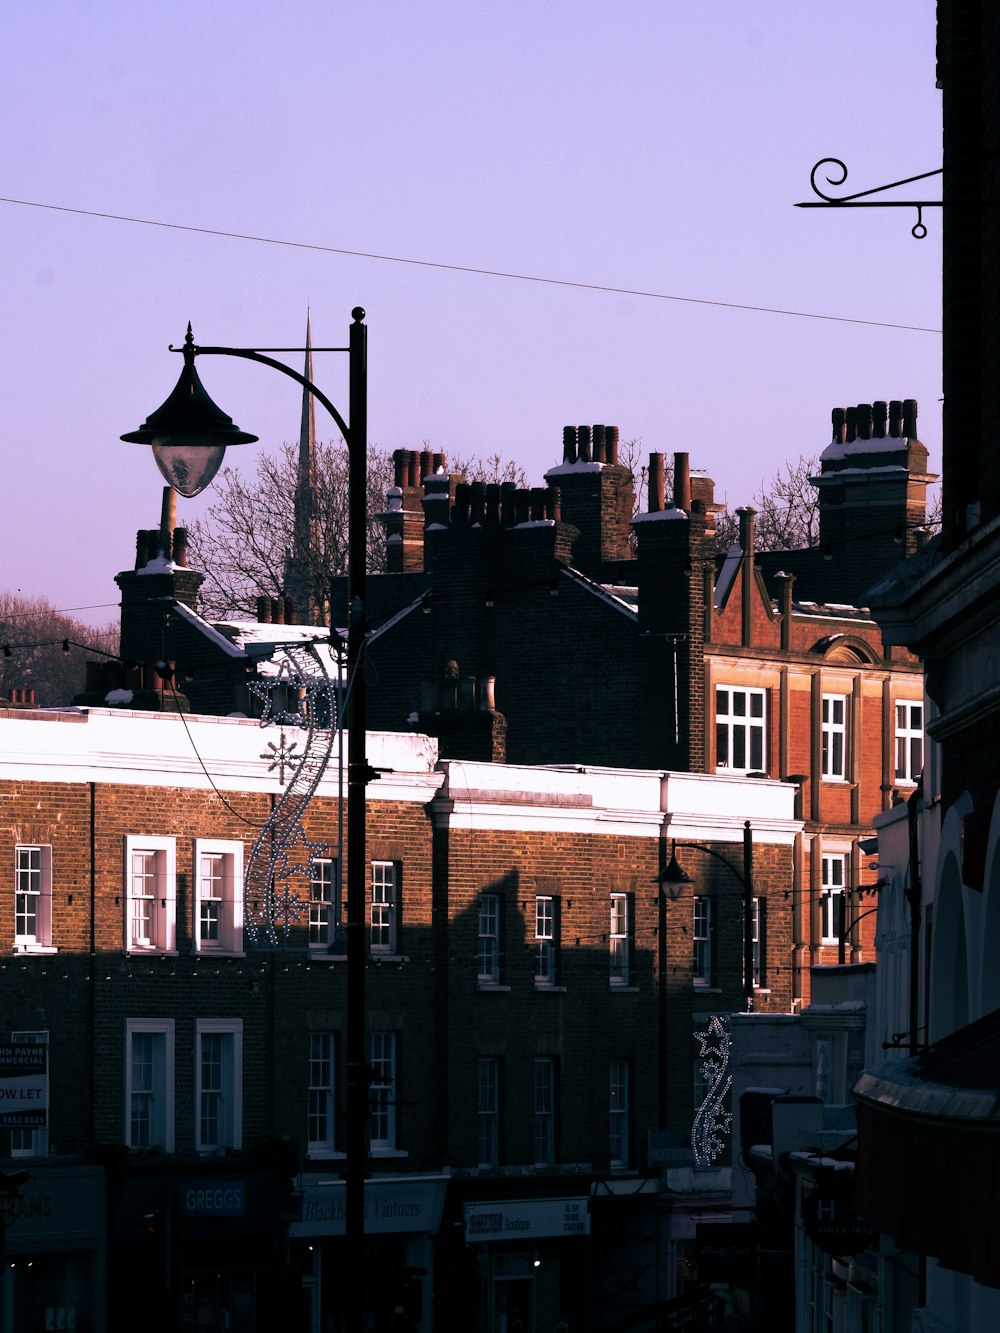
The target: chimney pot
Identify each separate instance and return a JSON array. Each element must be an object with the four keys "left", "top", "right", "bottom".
[
  {"left": 831, "top": 407, "right": 846, "bottom": 444},
  {"left": 577, "top": 425, "right": 592, "bottom": 462},
  {"left": 454, "top": 482, "right": 471, "bottom": 524},
  {"left": 606, "top": 425, "right": 619, "bottom": 465},
  {"left": 593, "top": 424, "right": 607, "bottom": 463},
  {"left": 257, "top": 596, "right": 271, "bottom": 623},
  {"left": 270, "top": 597, "right": 283, "bottom": 625},
  {"left": 407, "top": 452, "right": 420, "bottom": 488},
  {"left": 173, "top": 527, "right": 189, "bottom": 567},
  {"left": 889, "top": 400, "right": 903, "bottom": 438},
  {"left": 530, "top": 487, "right": 547, "bottom": 521},
  {"left": 674, "top": 453, "right": 692, "bottom": 512},
  {"left": 845, "top": 406, "right": 858, "bottom": 444},
  {"left": 562, "top": 426, "right": 577, "bottom": 464},
  {"left": 500, "top": 481, "right": 517, "bottom": 526},
  {"left": 873, "top": 401, "right": 888, "bottom": 438},
  {"left": 420, "top": 448, "right": 433, "bottom": 480},
  {"left": 514, "top": 489, "right": 530, "bottom": 525},
  {"left": 469, "top": 482, "right": 486, "bottom": 525},
  {"left": 903, "top": 399, "right": 918, "bottom": 438},
  {"left": 648, "top": 453, "right": 665, "bottom": 513},
  {"left": 857, "top": 403, "right": 873, "bottom": 440},
  {"left": 393, "top": 448, "right": 408, "bottom": 487},
  {"left": 546, "top": 485, "right": 561, "bottom": 521},
  {"left": 485, "top": 484, "right": 501, "bottom": 525}
]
